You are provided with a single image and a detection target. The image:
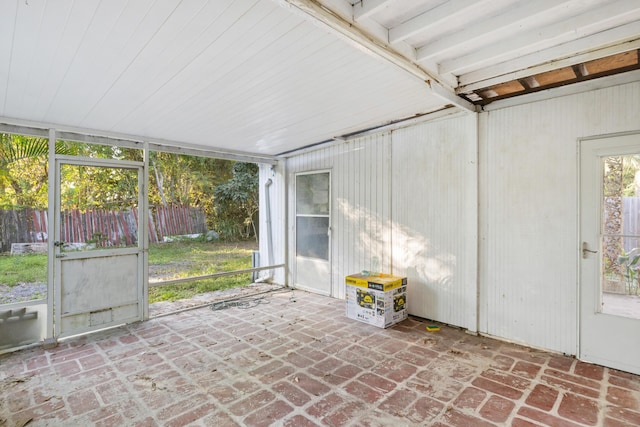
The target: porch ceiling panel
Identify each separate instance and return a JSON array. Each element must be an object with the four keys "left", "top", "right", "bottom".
[
  {"left": 2, "top": 0, "right": 639, "bottom": 157},
  {"left": 0, "top": 0, "right": 443, "bottom": 156}
]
